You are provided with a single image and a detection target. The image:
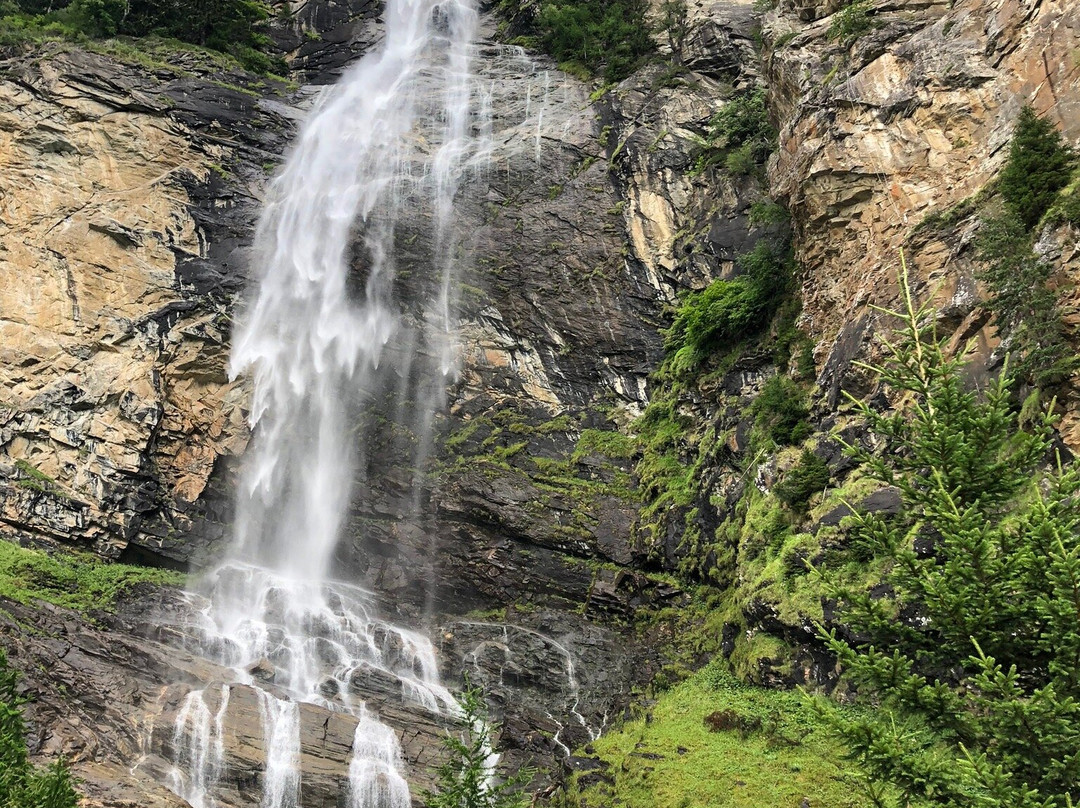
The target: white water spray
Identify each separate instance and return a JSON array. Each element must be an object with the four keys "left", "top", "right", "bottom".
[
  {"left": 166, "top": 0, "right": 487, "bottom": 804},
  {"left": 162, "top": 5, "right": 585, "bottom": 805}
]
